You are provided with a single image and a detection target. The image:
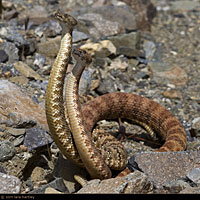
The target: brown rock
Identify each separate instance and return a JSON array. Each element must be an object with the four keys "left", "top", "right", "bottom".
[
  {"left": 0, "top": 80, "right": 47, "bottom": 130},
  {"left": 71, "top": 4, "right": 137, "bottom": 39},
  {"left": 149, "top": 63, "right": 188, "bottom": 86},
  {"left": 31, "top": 167, "right": 46, "bottom": 183},
  {"left": 162, "top": 90, "right": 182, "bottom": 99},
  {"left": 45, "top": 187, "right": 62, "bottom": 194},
  {"left": 14, "top": 62, "right": 43, "bottom": 80},
  {"left": 162, "top": 65, "right": 188, "bottom": 86},
  {"left": 6, "top": 127, "right": 26, "bottom": 136},
  {"left": 108, "top": 32, "right": 140, "bottom": 57},
  {"left": 18, "top": 5, "right": 49, "bottom": 25},
  {"left": 77, "top": 171, "right": 153, "bottom": 194},
  {"left": 132, "top": 151, "right": 200, "bottom": 186},
  {"left": 78, "top": 13, "right": 123, "bottom": 39},
  {"left": 9, "top": 76, "right": 29, "bottom": 85},
  {"left": 37, "top": 36, "right": 61, "bottom": 58},
  {"left": 80, "top": 40, "right": 116, "bottom": 57},
  {"left": 90, "top": 79, "right": 100, "bottom": 91}
]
